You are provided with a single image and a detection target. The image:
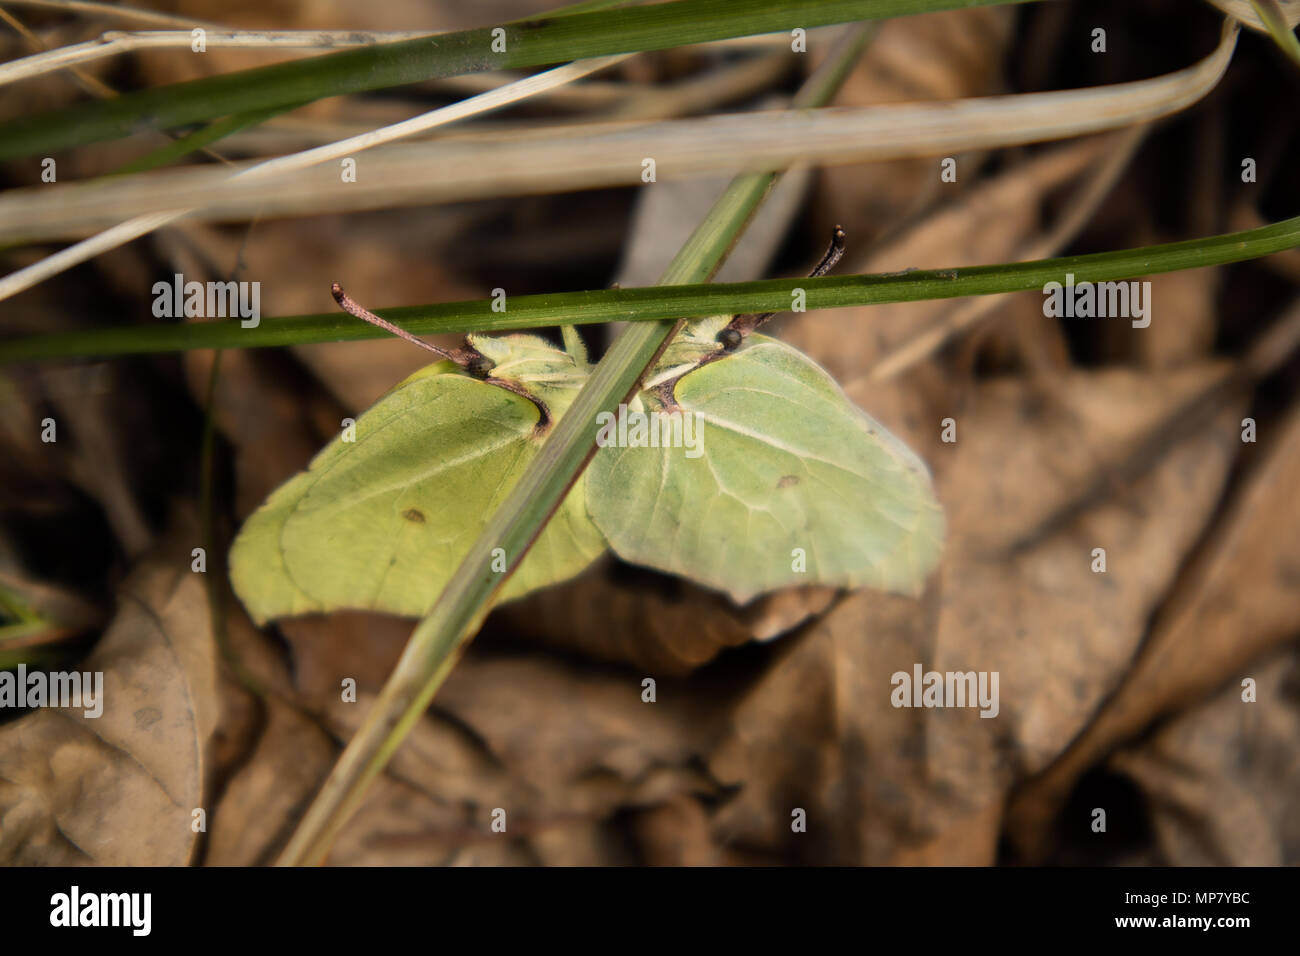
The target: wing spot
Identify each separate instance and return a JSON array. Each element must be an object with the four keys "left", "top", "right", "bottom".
[{"left": 777, "top": 475, "right": 800, "bottom": 489}]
